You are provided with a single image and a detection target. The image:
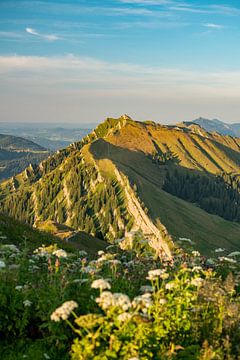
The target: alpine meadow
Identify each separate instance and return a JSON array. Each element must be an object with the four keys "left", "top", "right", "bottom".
[{"left": 1, "top": 1, "right": 240, "bottom": 359}]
